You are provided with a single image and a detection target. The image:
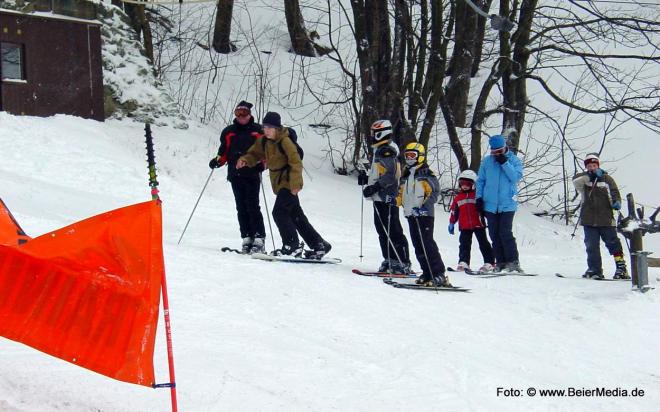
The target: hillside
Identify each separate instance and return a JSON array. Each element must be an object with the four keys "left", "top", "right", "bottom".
[{"left": 1, "top": 113, "right": 659, "bottom": 412}]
